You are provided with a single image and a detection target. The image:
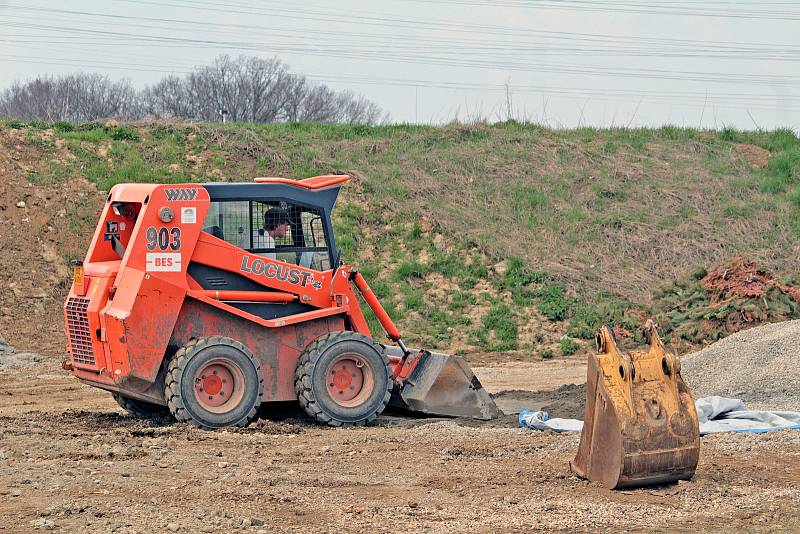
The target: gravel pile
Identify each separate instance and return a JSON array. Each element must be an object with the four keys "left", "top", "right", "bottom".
[{"left": 681, "top": 320, "right": 800, "bottom": 411}]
